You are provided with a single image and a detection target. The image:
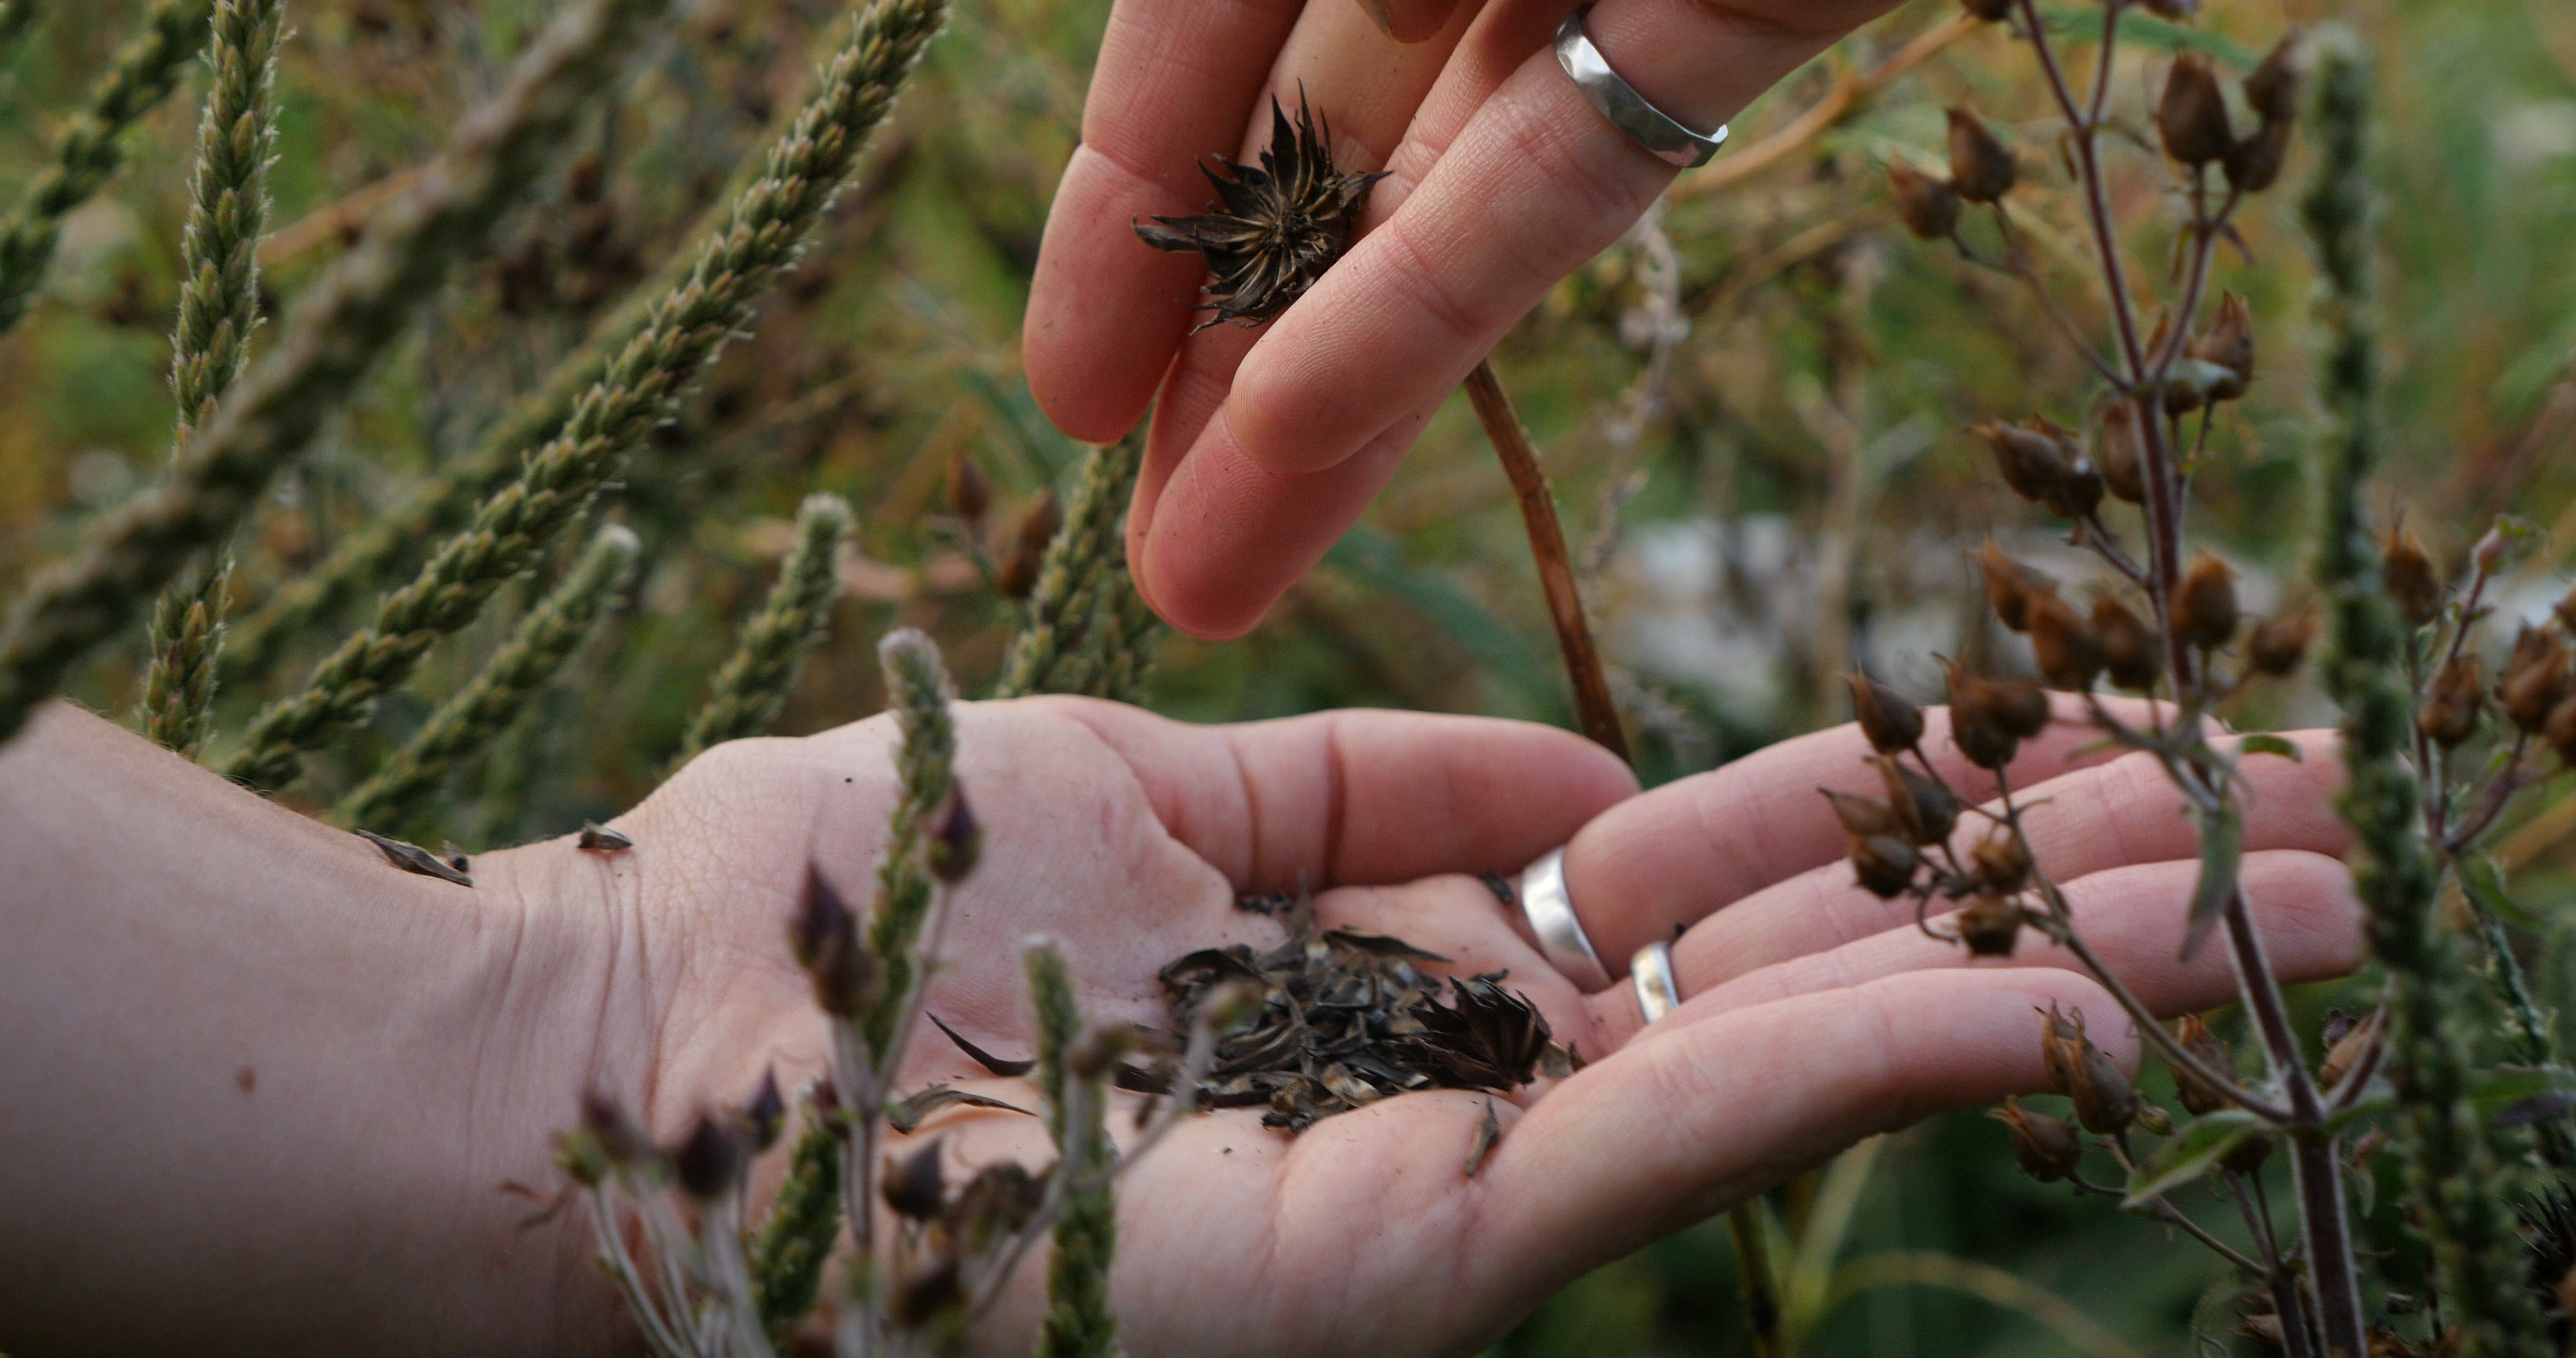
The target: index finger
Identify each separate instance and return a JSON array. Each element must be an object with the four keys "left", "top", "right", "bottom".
[{"left": 1022, "top": 0, "right": 1305, "bottom": 444}]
